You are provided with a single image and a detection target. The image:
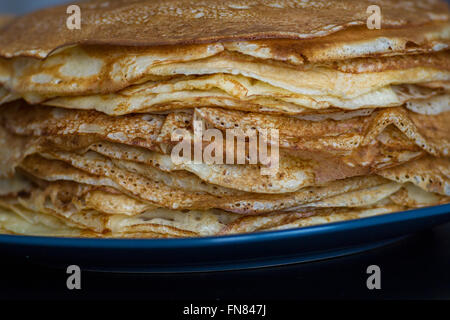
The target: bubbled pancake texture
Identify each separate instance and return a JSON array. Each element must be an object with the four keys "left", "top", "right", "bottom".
[
  {"left": 0, "top": 0, "right": 449, "bottom": 238},
  {"left": 0, "top": 0, "right": 448, "bottom": 58}
]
